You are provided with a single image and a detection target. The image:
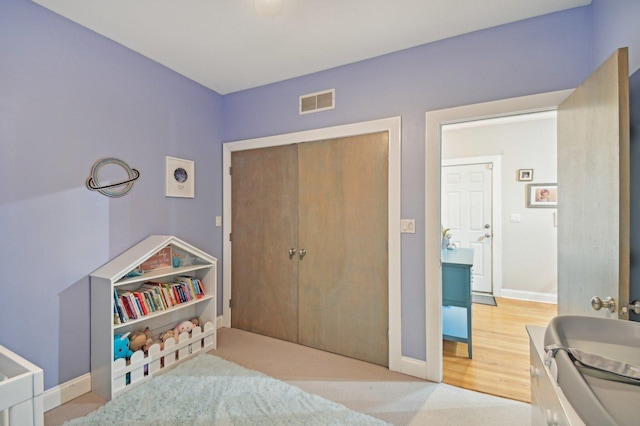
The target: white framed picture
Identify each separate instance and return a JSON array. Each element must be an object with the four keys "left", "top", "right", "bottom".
[
  {"left": 518, "top": 169, "right": 533, "bottom": 181},
  {"left": 166, "top": 156, "right": 195, "bottom": 198},
  {"left": 527, "top": 183, "right": 557, "bottom": 208}
]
